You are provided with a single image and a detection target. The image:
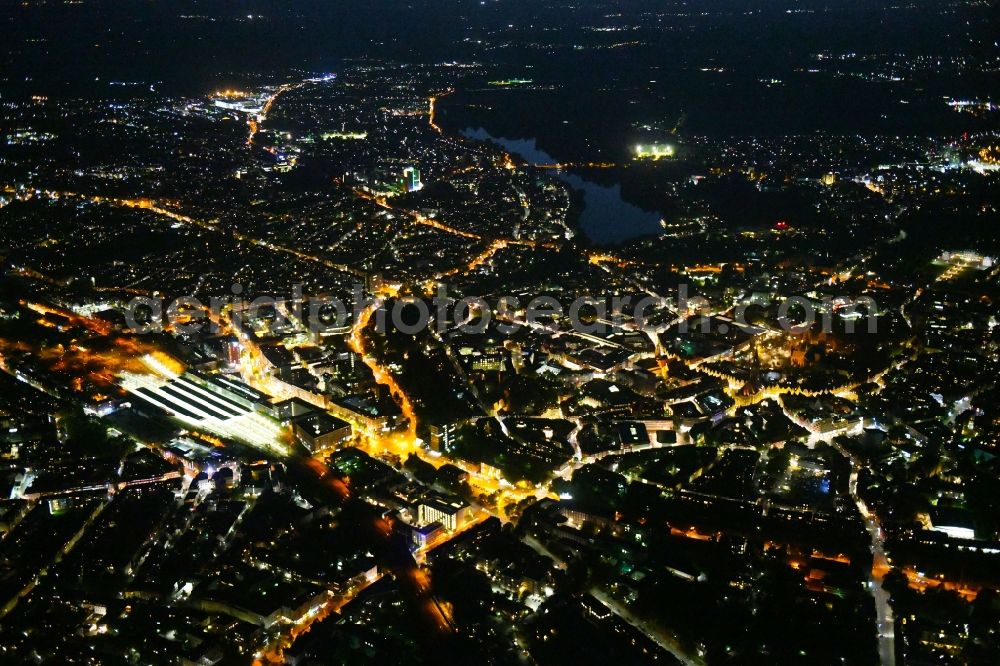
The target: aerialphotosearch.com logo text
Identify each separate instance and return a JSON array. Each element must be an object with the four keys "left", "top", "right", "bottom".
[{"left": 123, "top": 283, "right": 880, "bottom": 337}]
